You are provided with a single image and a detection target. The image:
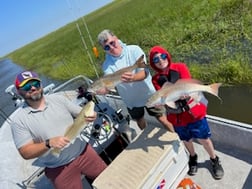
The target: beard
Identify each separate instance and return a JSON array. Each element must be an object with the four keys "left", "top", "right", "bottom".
[
  {"left": 24, "top": 89, "right": 43, "bottom": 101},
  {"left": 30, "top": 92, "right": 43, "bottom": 101}
]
